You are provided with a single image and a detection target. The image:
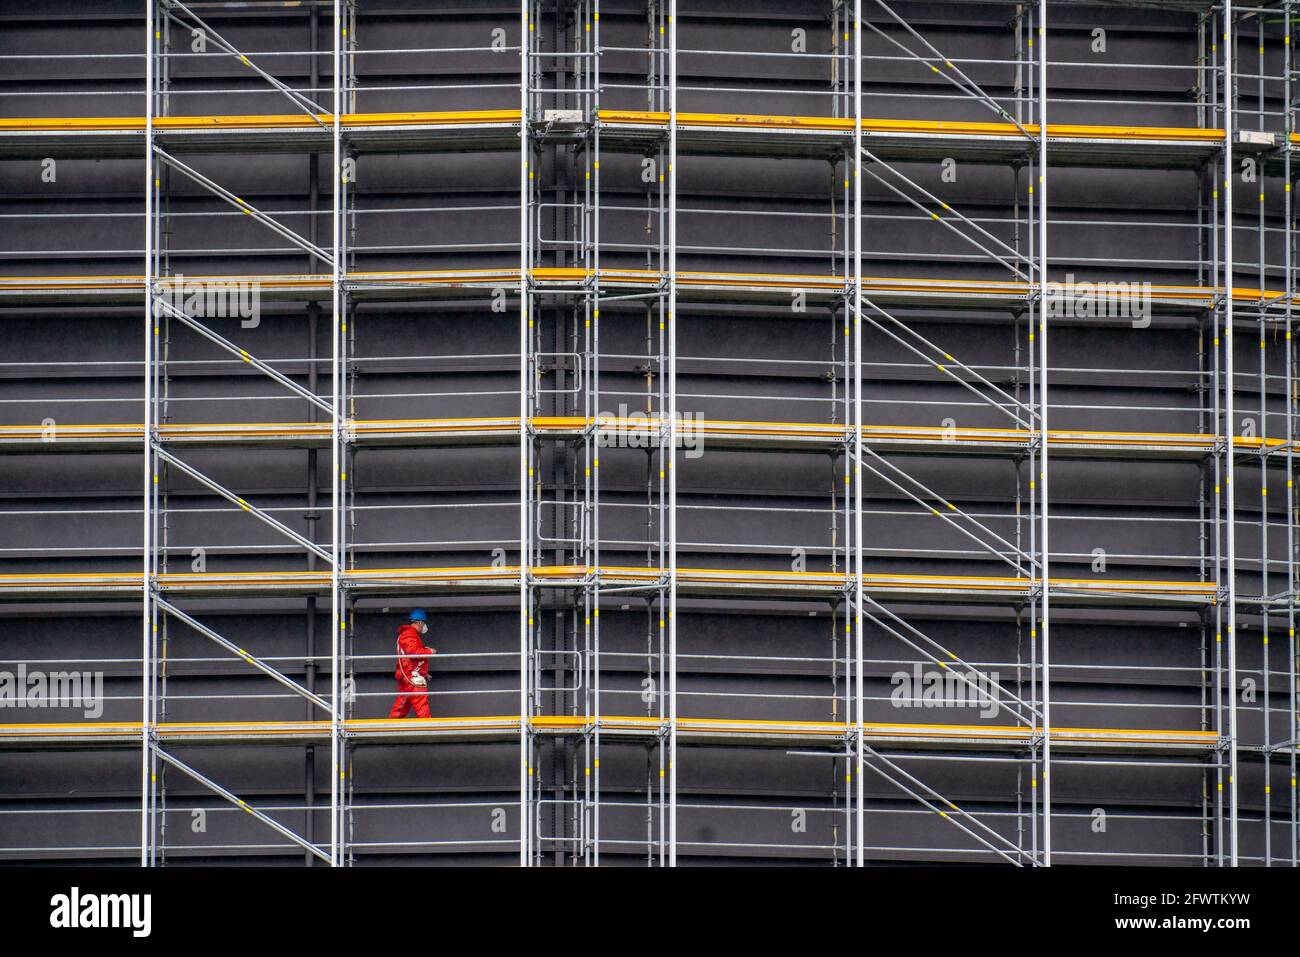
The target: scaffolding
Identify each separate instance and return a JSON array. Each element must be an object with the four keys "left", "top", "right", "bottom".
[{"left": 0, "top": 0, "right": 1298, "bottom": 866}]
